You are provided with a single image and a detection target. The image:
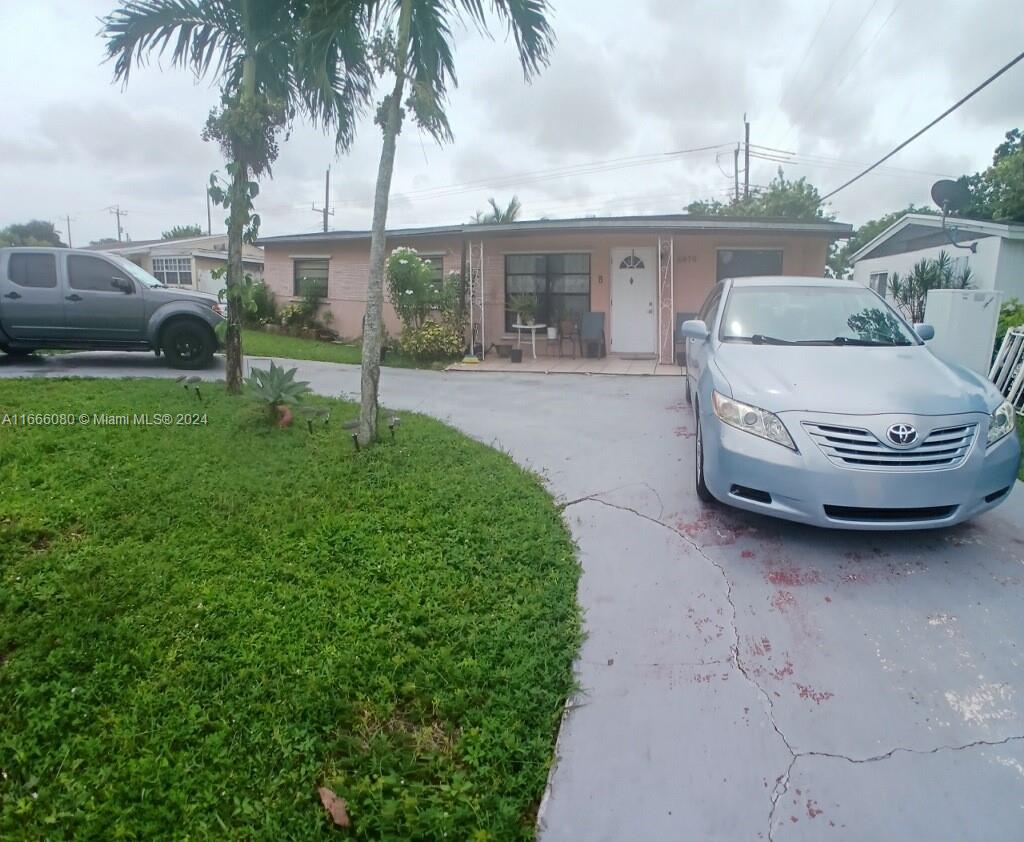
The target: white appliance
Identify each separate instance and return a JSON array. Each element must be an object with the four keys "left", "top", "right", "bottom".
[{"left": 923, "top": 289, "right": 1002, "bottom": 376}]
